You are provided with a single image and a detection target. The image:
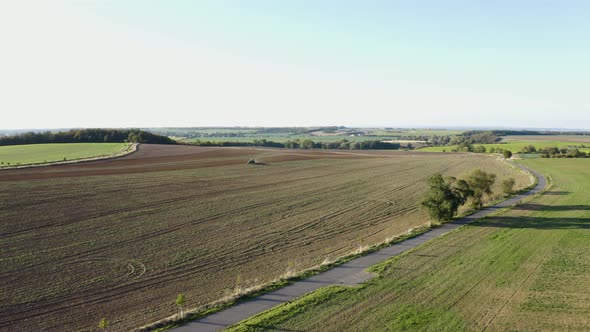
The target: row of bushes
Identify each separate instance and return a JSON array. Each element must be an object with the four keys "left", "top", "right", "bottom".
[
  {"left": 443, "top": 143, "right": 588, "bottom": 159},
  {"left": 415, "top": 132, "right": 499, "bottom": 148},
  {"left": 538, "top": 148, "right": 588, "bottom": 158},
  {"left": 516, "top": 145, "right": 588, "bottom": 158},
  {"left": 421, "top": 169, "right": 515, "bottom": 223},
  {"left": 444, "top": 142, "right": 510, "bottom": 154}
]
